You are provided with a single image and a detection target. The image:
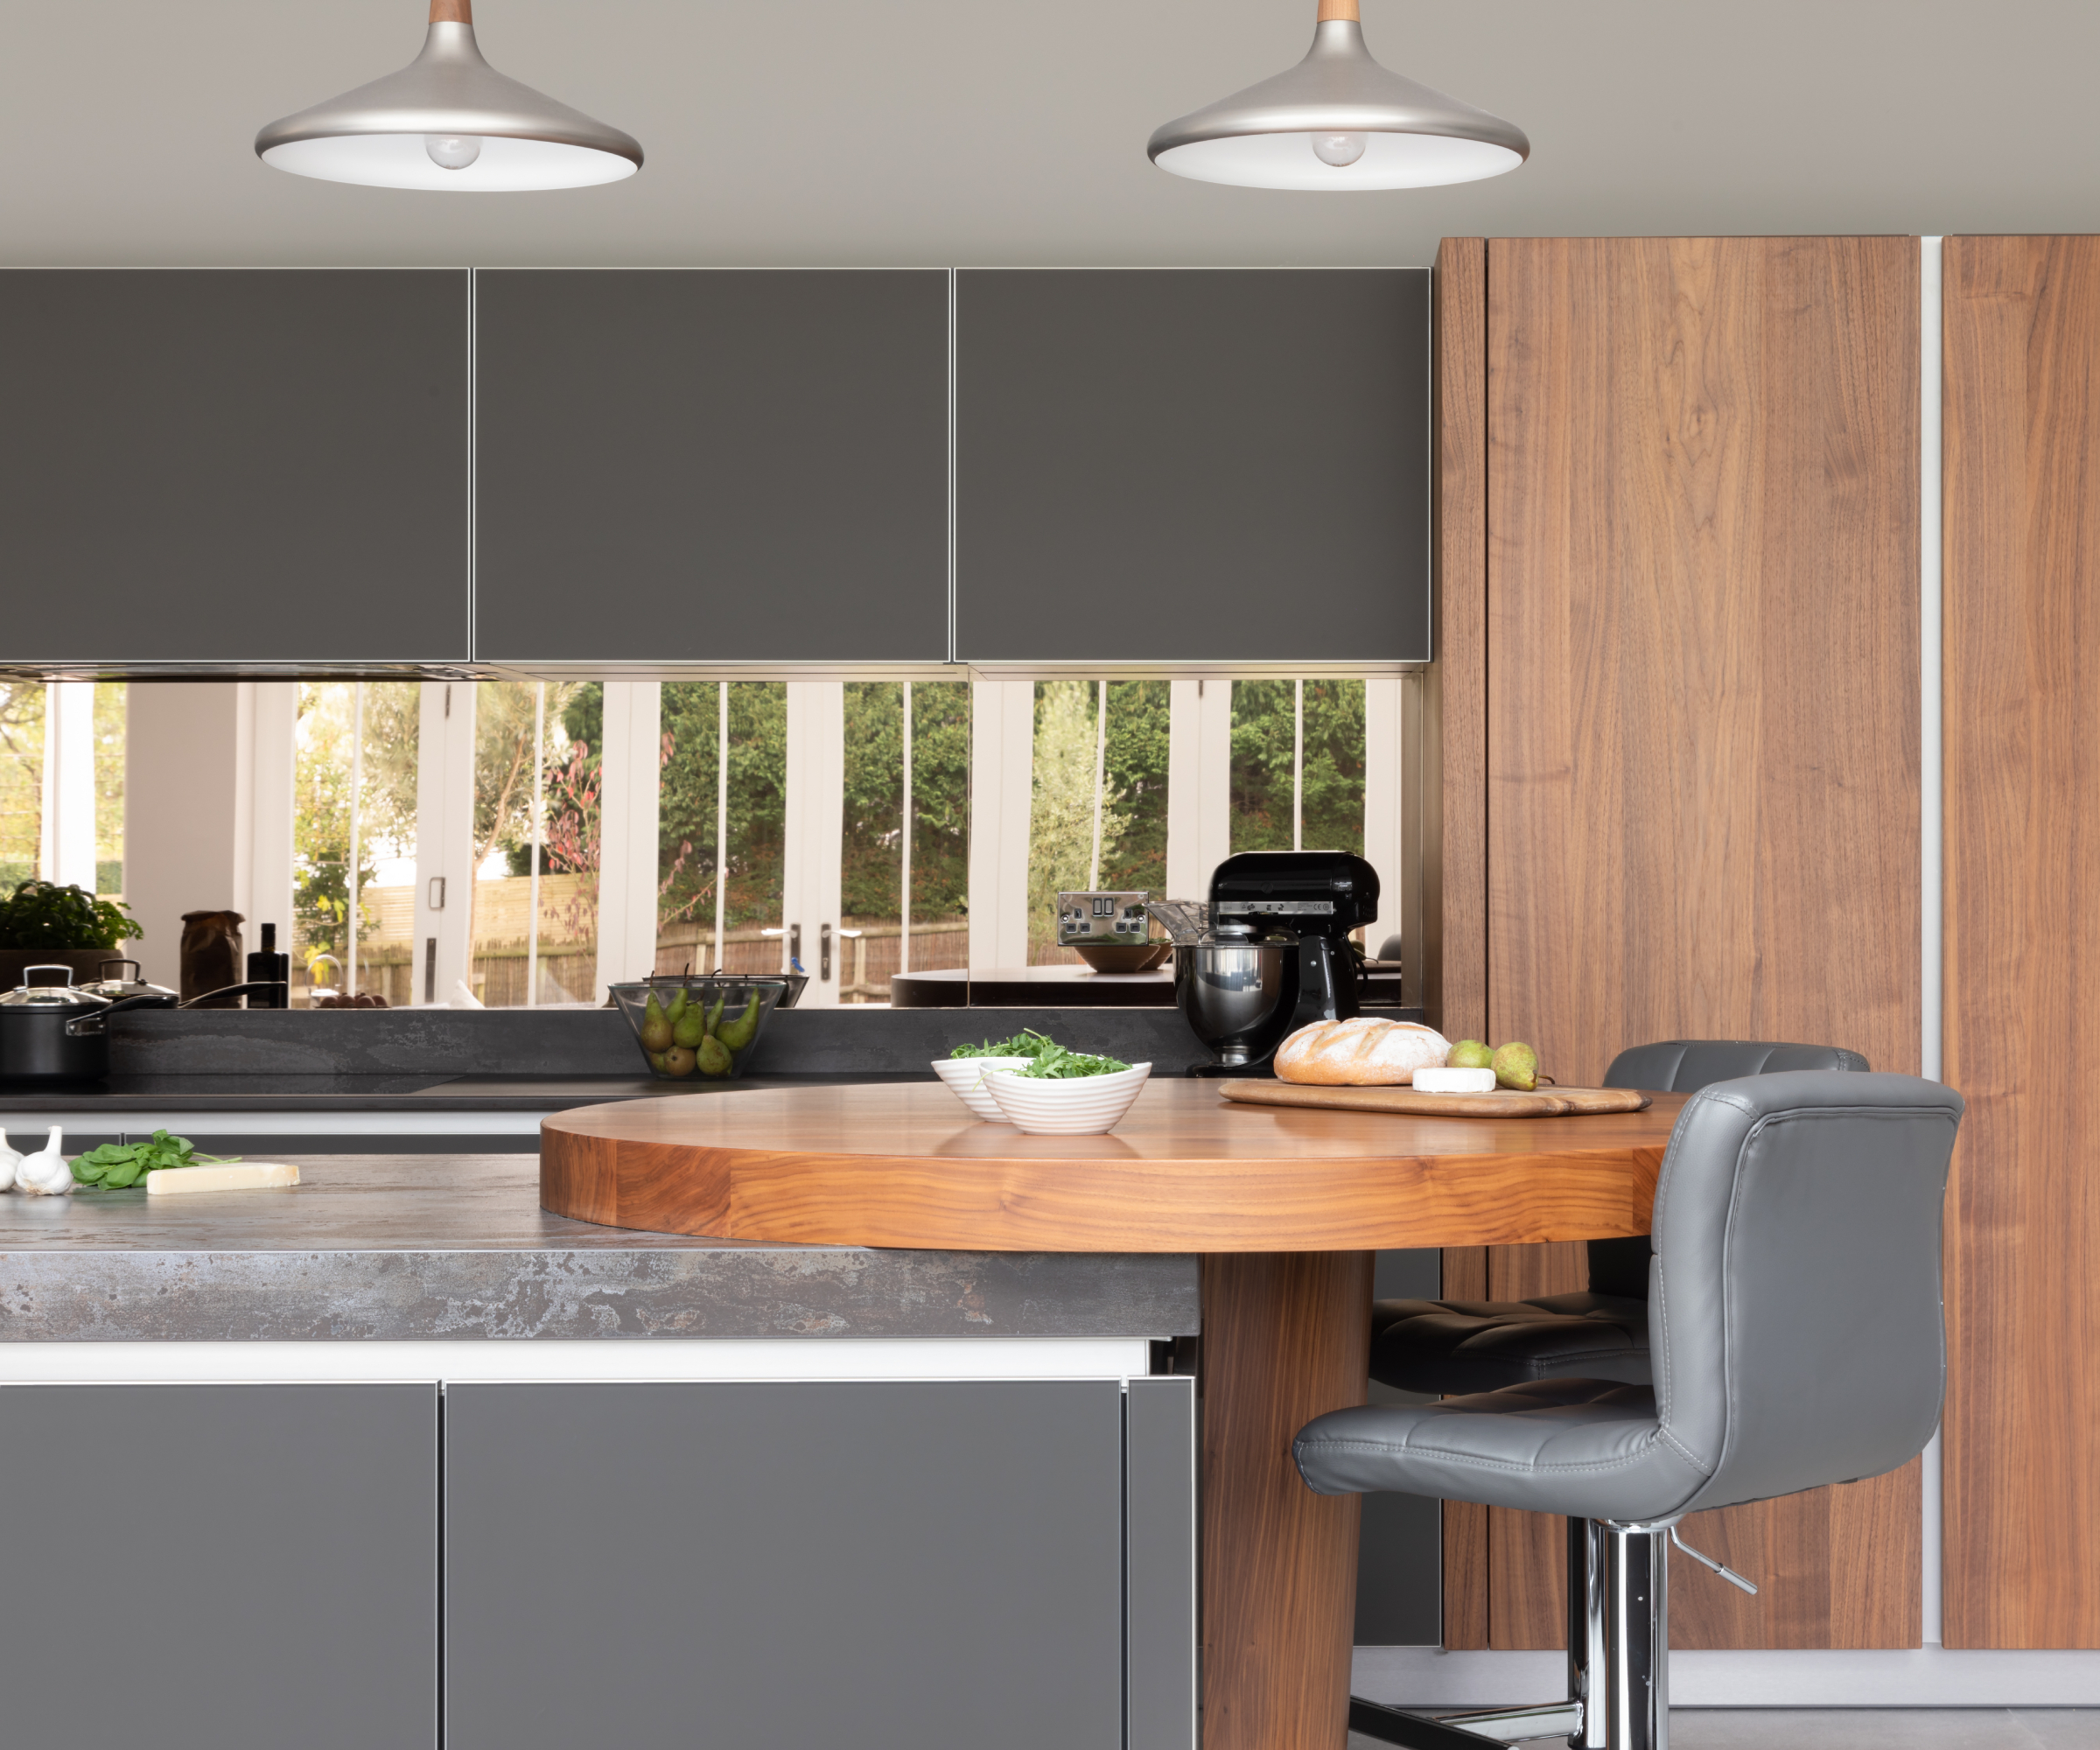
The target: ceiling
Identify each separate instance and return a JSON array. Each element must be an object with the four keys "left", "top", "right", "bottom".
[{"left": 4, "top": 0, "right": 2097, "bottom": 269}]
